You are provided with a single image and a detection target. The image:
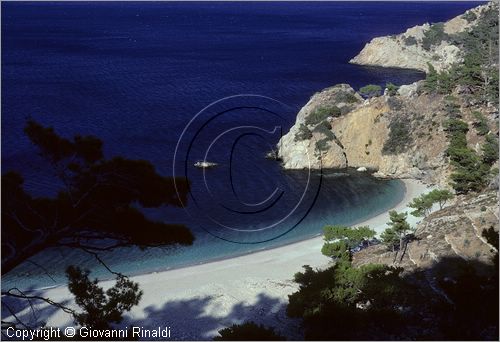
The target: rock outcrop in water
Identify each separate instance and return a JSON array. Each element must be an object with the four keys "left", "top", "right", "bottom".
[{"left": 349, "top": 3, "right": 492, "bottom": 72}]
